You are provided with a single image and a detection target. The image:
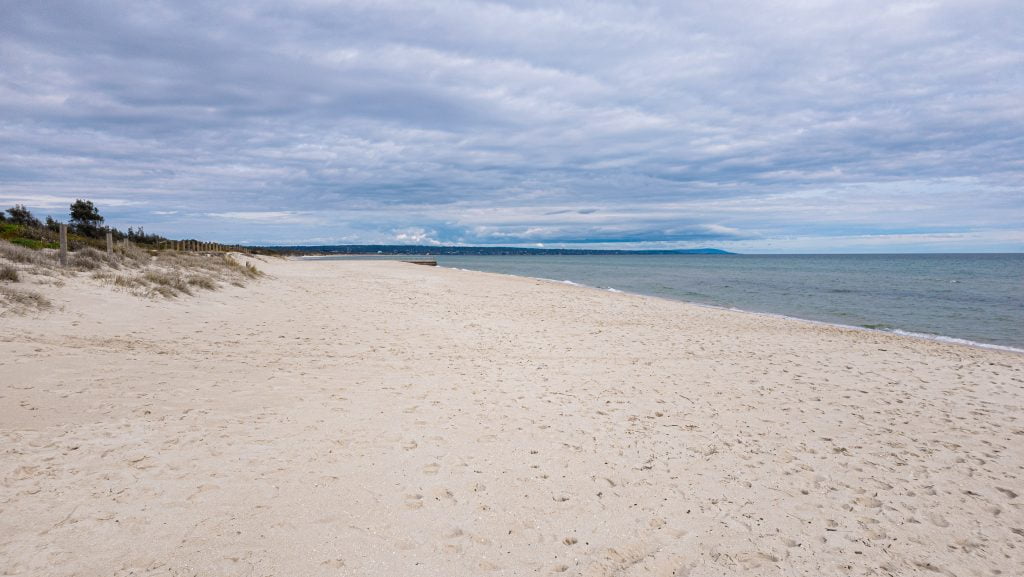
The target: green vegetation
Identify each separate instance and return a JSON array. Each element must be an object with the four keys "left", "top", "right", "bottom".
[
  {"left": 0, "top": 222, "right": 59, "bottom": 250},
  {"left": 3, "top": 205, "right": 42, "bottom": 228},
  {"left": 0, "top": 200, "right": 266, "bottom": 254},
  {"left": 0, "top": 239, "right": 49, "bottom": 265},
  {"left": 69, "top": 199, "right": 105, "bottom": 238},
  {"left": 0, "top": 199, "right": 269, "bottom": 314}
]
